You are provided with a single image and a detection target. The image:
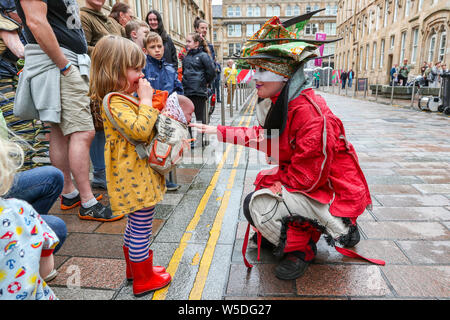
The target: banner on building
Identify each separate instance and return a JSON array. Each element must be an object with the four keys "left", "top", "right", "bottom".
[{"left": 315, "top": 33, "right": 326, "bottom": 67}]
